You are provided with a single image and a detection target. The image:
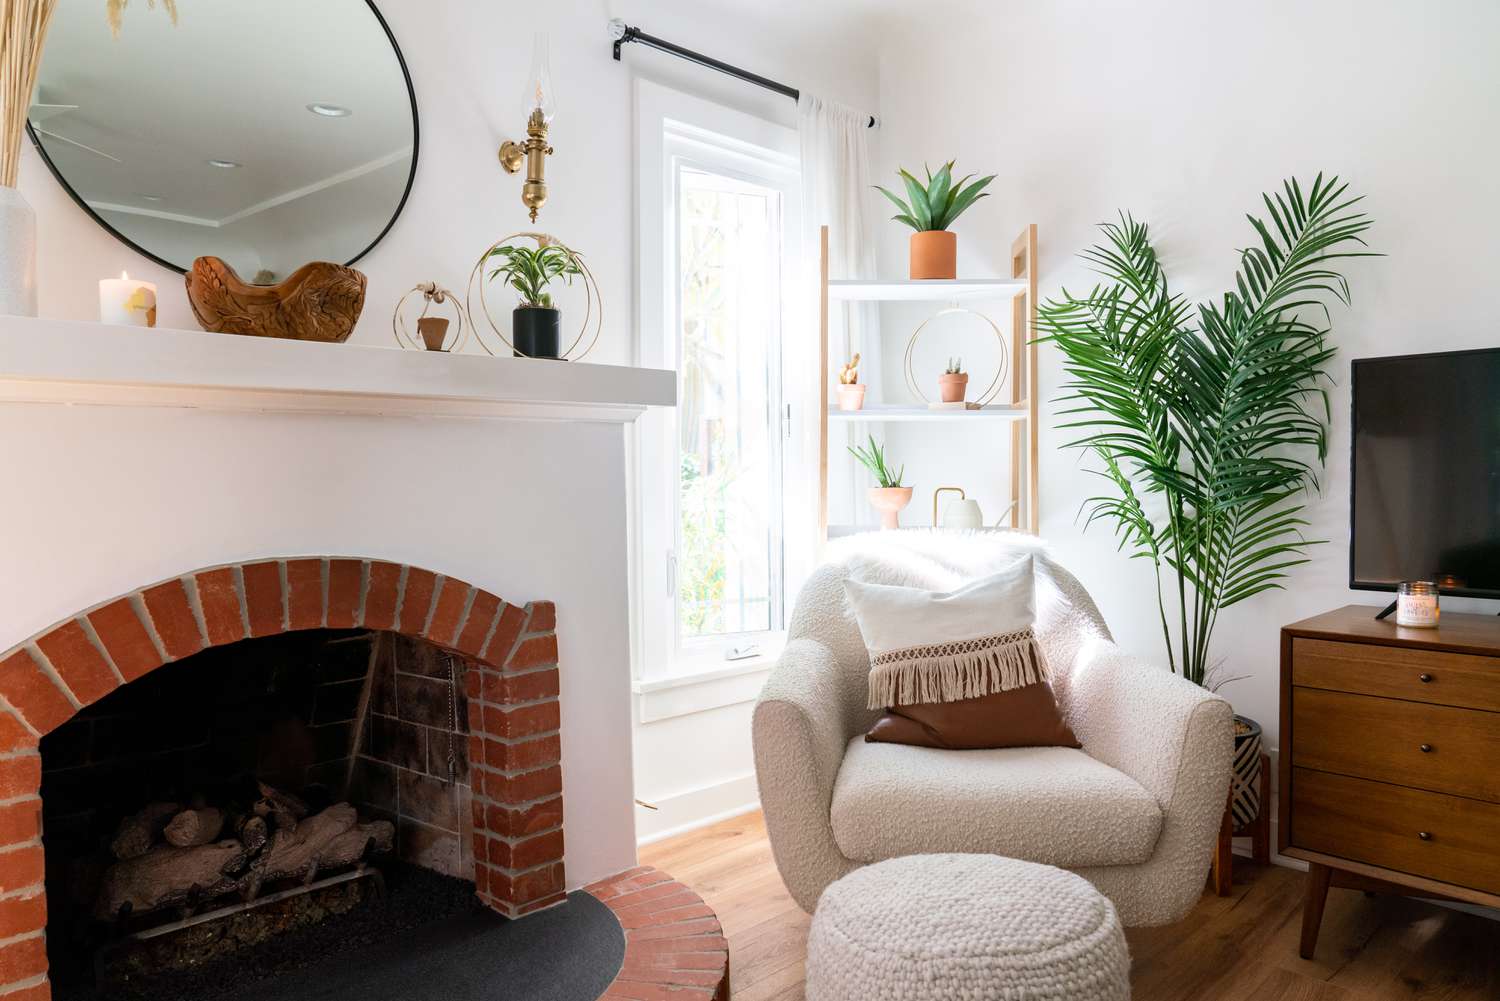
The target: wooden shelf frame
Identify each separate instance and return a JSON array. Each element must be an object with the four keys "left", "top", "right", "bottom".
[{"left": 817, "top": 224, "right": 1040, "bottom": 541}]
